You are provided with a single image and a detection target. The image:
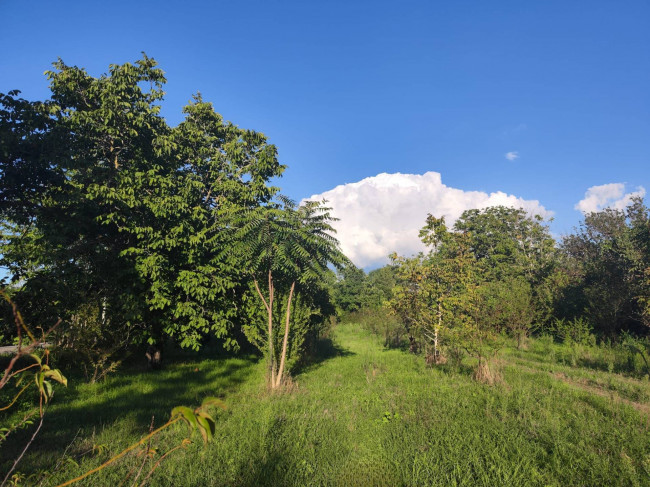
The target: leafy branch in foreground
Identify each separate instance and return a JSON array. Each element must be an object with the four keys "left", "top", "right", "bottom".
[
  {"left": 1, "top": 294, "right": 223, "bottom": 486},
  {"left": 0, "top": 290, "right": 67, "bottom": 487}
]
